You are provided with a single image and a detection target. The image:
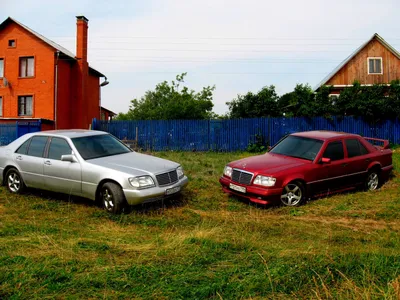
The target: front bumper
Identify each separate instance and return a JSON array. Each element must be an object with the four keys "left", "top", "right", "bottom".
[
  {"left": 123, "top": 176, "right": 189, "bottom": 205},
  {"left": 219, "top": 176, "right": 283, "bottom": 205}
]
